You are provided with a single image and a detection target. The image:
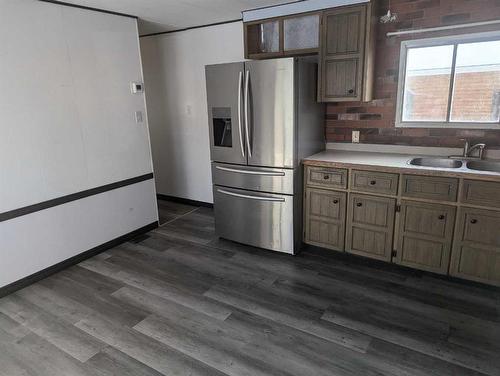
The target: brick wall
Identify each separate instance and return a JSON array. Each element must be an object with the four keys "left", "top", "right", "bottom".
[{"left": 326, "top": 0, "right": 500, "bottom": 147}]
